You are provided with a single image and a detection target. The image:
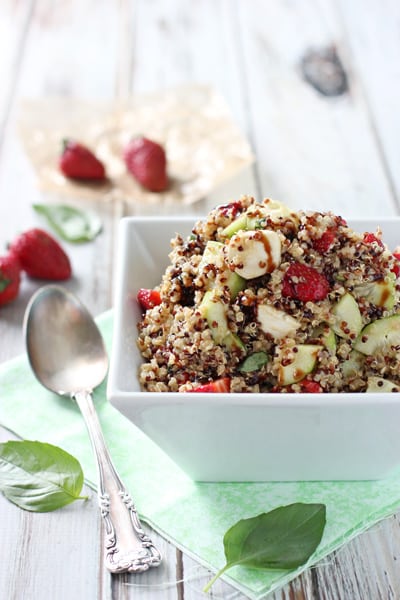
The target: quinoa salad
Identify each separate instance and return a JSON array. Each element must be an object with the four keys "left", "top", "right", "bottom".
[{"left": 137, "top": 196, "right": 400, "bottom": 393}]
